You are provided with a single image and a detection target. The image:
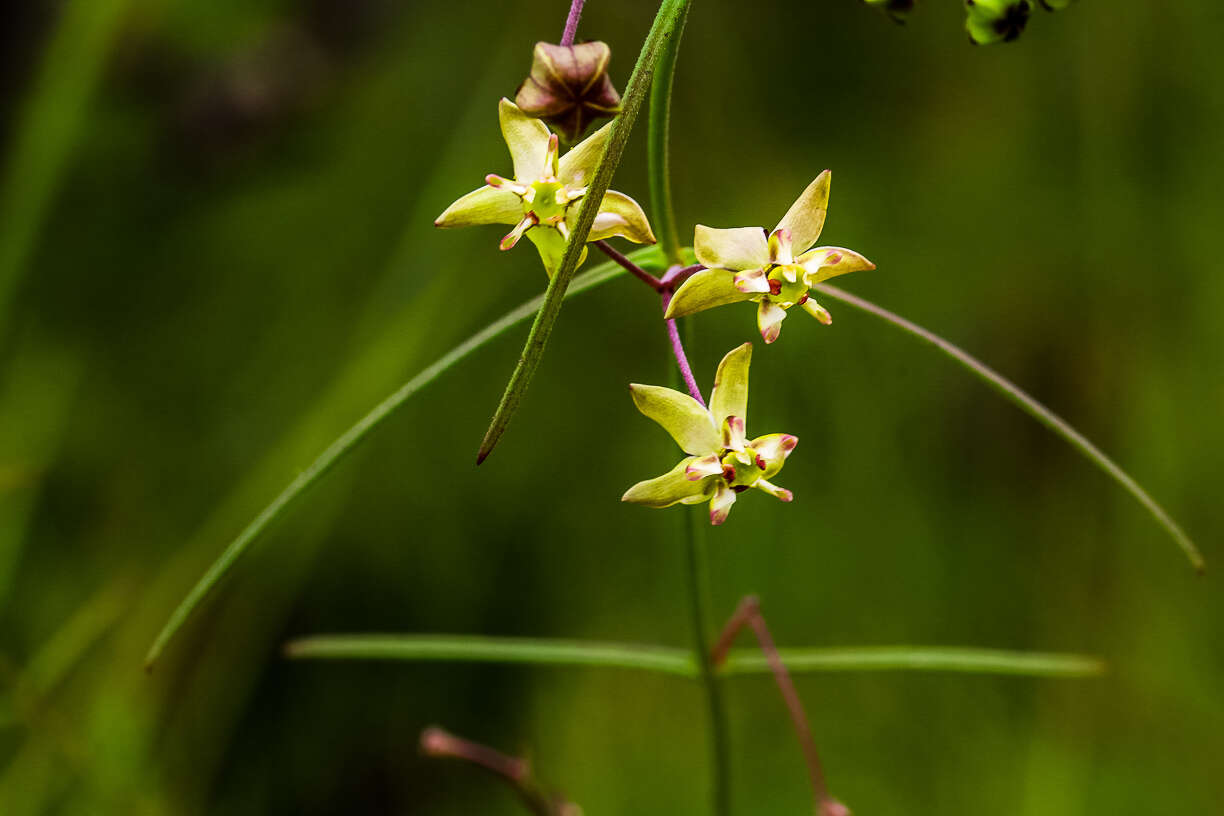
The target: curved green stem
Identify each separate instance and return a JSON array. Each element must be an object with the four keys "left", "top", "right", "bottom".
[
  {"left": 815, "top": 283, "right": 1205, "bottom": 573},
  {"left": 647, "top": 0, "right": 690, "bottom": 265},
  {"left": 144, "top": 249, "right": 663, "bottom": 669}
]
